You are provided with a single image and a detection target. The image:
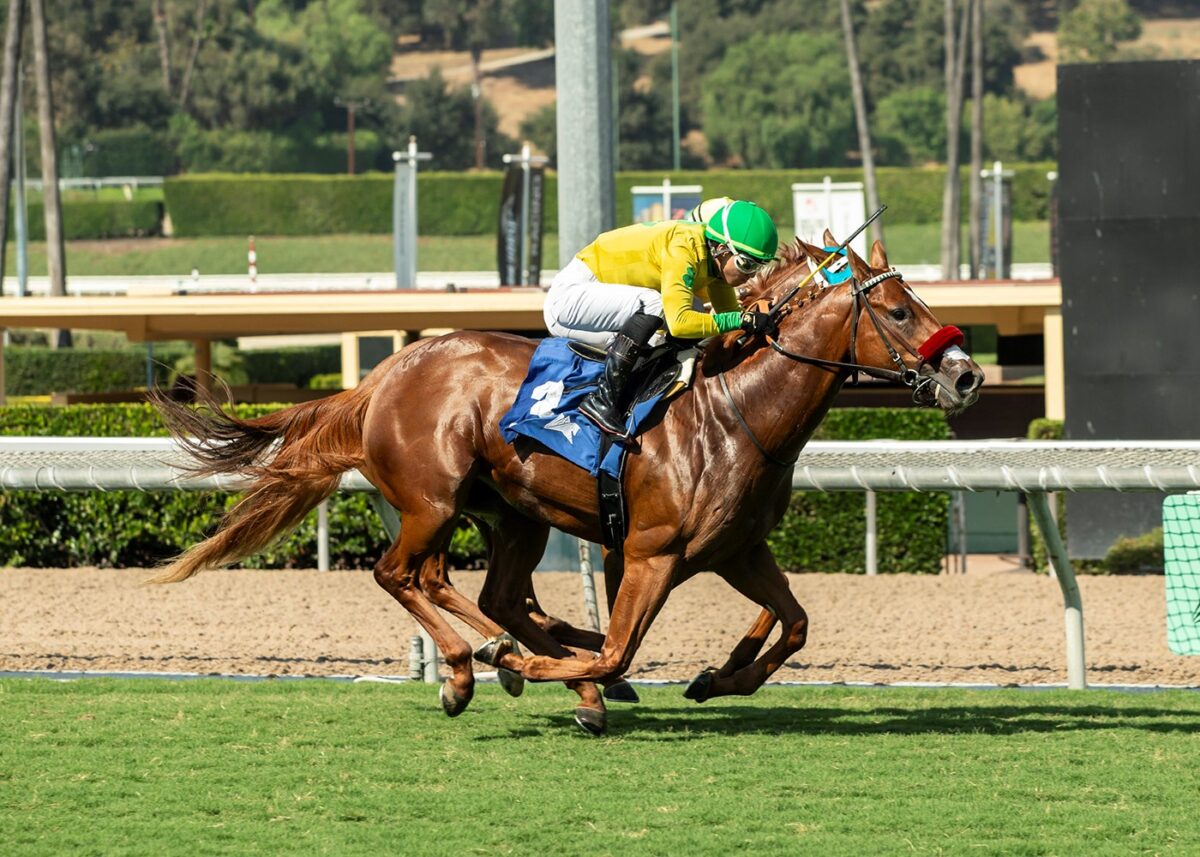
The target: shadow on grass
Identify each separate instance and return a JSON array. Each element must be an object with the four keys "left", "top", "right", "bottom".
[{"left": 481, "top": 701, "right": 1200, "bottom": 740}]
